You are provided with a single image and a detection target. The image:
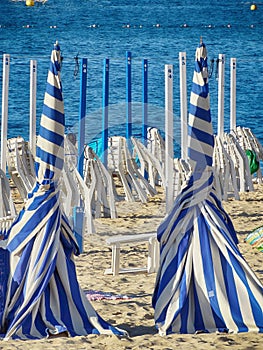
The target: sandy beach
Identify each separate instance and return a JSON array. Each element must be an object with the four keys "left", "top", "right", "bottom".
[{"left": 2, "top": 183, "right": 263, "bottom": 349}]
